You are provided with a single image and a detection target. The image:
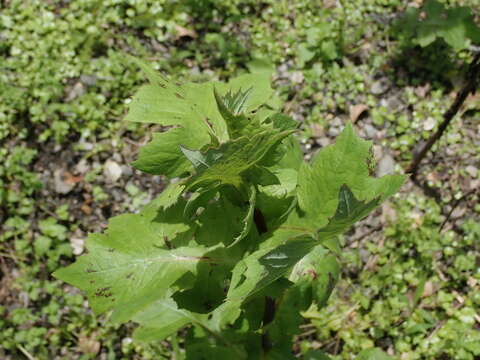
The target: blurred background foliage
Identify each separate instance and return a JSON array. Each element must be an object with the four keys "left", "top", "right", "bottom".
[{"left": 0, "top": 0, "right": 479, "bottom": 359}]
